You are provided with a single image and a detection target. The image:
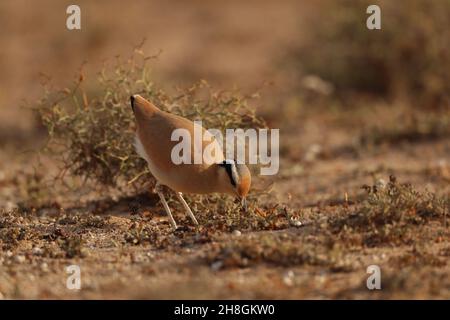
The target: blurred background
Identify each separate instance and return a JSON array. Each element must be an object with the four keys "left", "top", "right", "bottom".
[
  {"left": 0, "top": 0, "right": 299, "bottom": 136},
  {"left": 1, "top": 0, "right": 449, "bottom": 145},
  {"left": 0, "top": 0, "right": 448, "bottom": 151}
]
